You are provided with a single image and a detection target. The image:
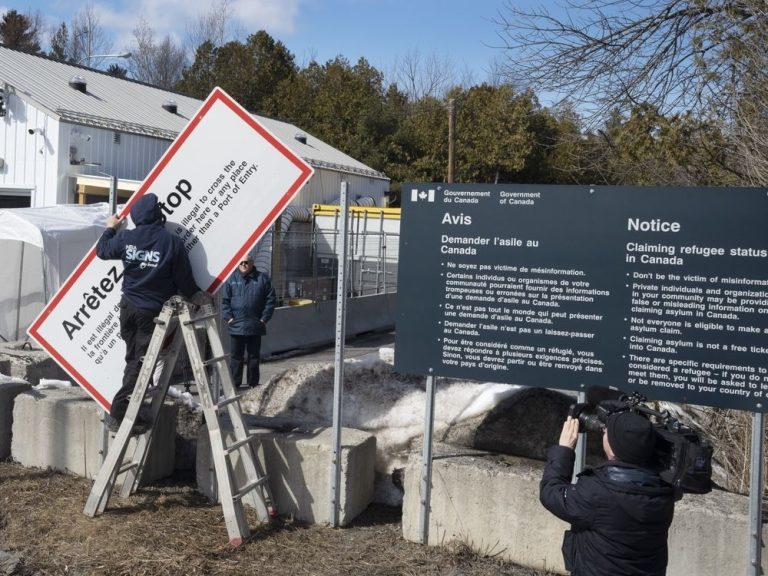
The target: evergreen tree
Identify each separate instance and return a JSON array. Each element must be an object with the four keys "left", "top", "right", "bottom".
[
  {"left": 176, "top": 31, "right": 295, "bottom": 113},
  {"left": 176, "top": 41, "right": 218, "bottom": 99},
  {"left": 0, "top": 9, "right": 42, "bottom": 54},
  {"left": 106, "top": 63, "right": 128, "bottom": 79},
  {"left": 49, "top": 23, "right": 69, "bottom": 61}
]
